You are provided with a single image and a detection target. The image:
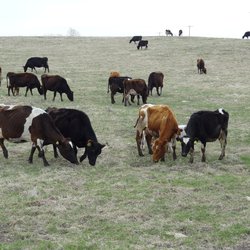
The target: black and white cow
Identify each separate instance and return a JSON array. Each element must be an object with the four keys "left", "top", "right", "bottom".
[
  {"left": 179, "top": 108, "right": 229, "bottom": 163},
  {"left": 46, "top": 107, "right": 105, "bottom": 166},
  {"left": 0, "top": 104, "right": 78, "bottom": 166}
]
